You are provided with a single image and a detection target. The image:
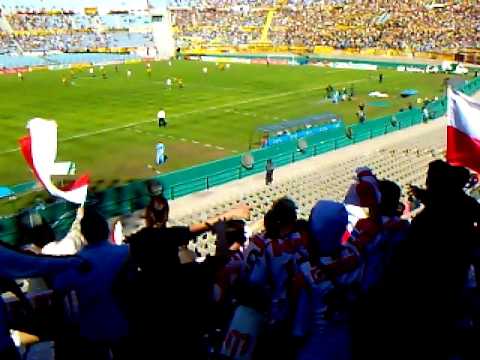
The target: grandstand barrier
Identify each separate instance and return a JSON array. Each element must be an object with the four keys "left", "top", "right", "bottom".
[
  {"left": 183, "top": 52, "right": 480, "bottom": 71},
  {"left": 0, "top": 68, "right": 479, "bottom": 244},
  {"left": 185, "top": 47, "right": 463, "bottom": 65}
]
